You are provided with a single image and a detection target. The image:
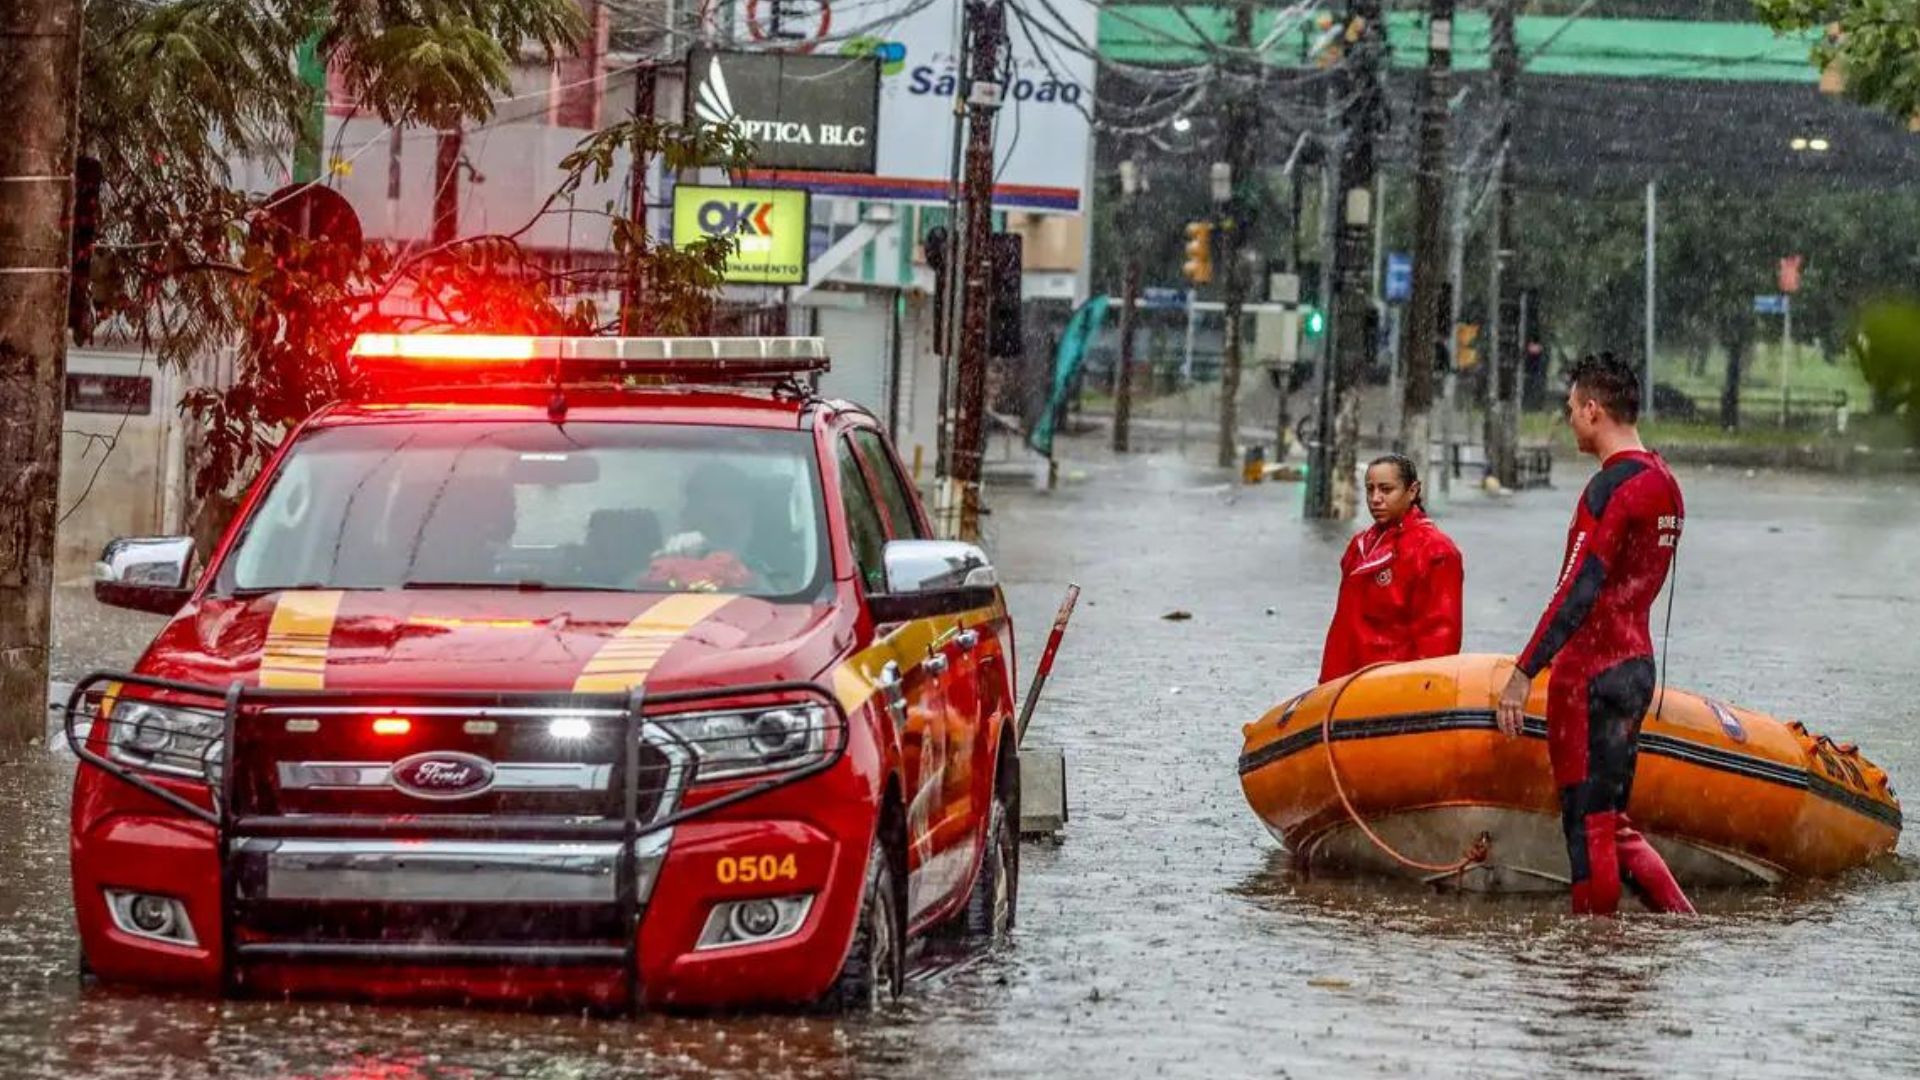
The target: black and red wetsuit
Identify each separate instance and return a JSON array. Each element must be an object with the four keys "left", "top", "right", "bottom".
[{"left": 1515, "top": 449, "right": 1695, "bottom": 916}]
